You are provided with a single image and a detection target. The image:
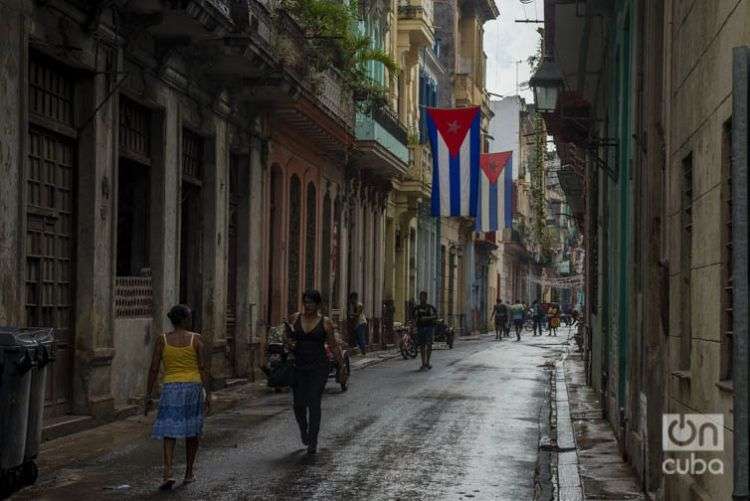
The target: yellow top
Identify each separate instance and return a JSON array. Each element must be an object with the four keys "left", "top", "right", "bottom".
[{"left": 162, "top": 334, "right": 202, "bottom": 384}]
